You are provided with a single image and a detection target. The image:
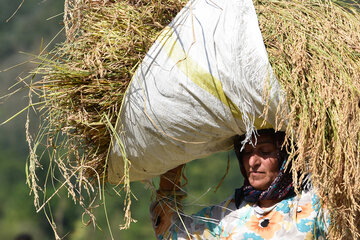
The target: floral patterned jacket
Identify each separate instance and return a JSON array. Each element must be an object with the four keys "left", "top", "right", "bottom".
[{"left": 150, "top": 189, "right": 328, "bottom": 240}]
